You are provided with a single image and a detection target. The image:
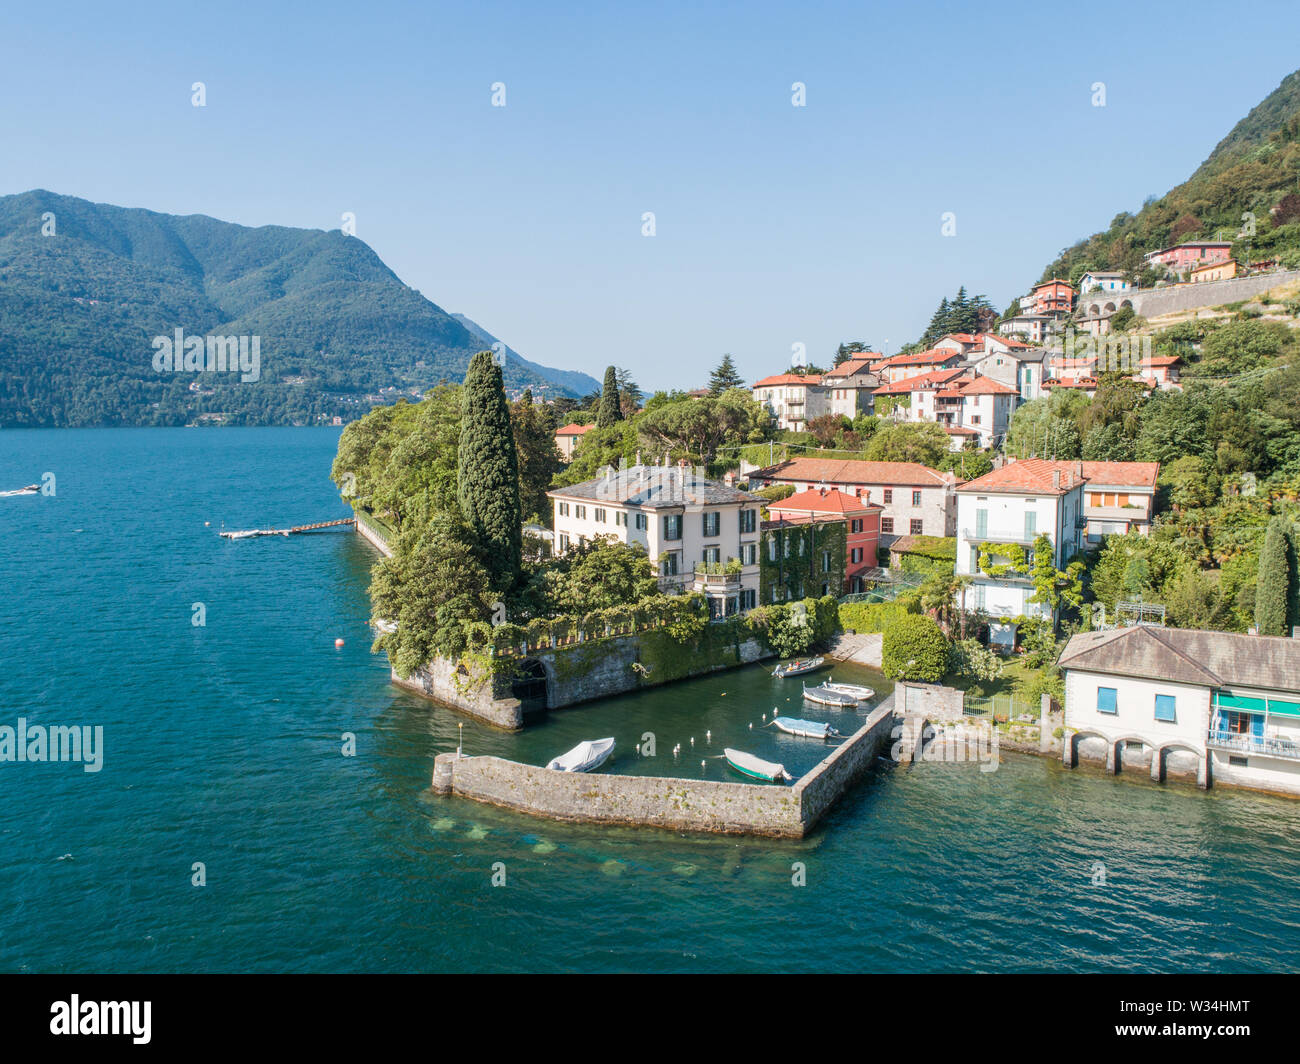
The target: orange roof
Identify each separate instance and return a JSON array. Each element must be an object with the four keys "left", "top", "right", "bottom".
[
  {"left": 1077, "top": 461, "right": 1159, "bottom": 488},
  {"left": 882, "top": 348, "right": 961, "bottom": 367},
  {"left": 983, "top": 333, "right": 1032, "bottom": 349},
  {"left": 824, "top": 355, "right": 881, "bottom": 378},
  {"left": 555, "top": 423, "right": 595, "bottom": 436},
  {"left": 1033, "top": 278, "right": 1074, "bottom": 291},
  {"left": 943, "top": 426, "right": 981, "bottom": 436},
  {"left": 767, "top": 487, "right": 883, "bottom": 516},
  {"left": 754, "top": 457, "right": 953, "bottom": 488},
  {"left": 958, "top": 458, "right": 1086, "bottom": 495},
  {"left": 754, "top": 373, "right": 824, "bottom": 387},
  {"left": 950, "top": 376, "right": 1019, "bottom": 396},
  {"left": 874, "top": 368, "right": 967, "bottom": 394},
  {"left": 1140, "top": 356, "right": 1182, "bottom": 366}
]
